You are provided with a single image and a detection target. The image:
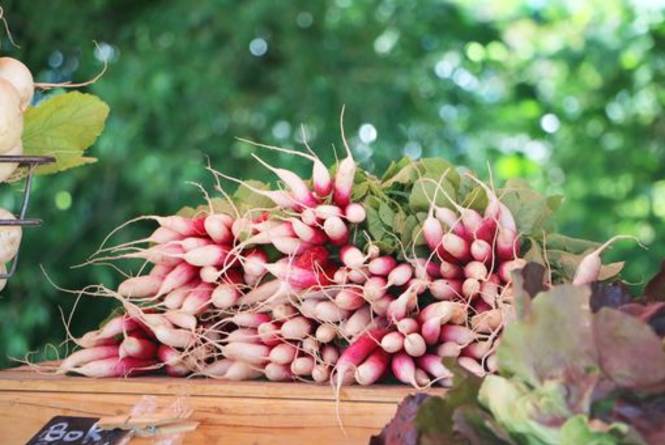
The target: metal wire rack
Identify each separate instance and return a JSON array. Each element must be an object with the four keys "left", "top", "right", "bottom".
[{"left": 0, "top": 155, "right": 55, "bottom": 279}]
